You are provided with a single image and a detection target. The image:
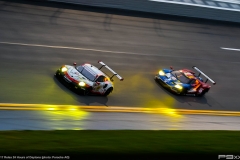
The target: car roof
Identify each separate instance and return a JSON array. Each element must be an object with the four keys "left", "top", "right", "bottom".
[
  {"left": 172, "top": 70, "right": 193, "bottom": 84},
  {"left": 83, "top": 63, "right": 107, "bottom": 77}
]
